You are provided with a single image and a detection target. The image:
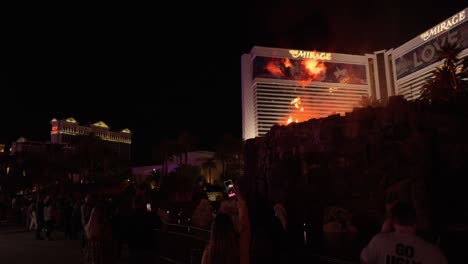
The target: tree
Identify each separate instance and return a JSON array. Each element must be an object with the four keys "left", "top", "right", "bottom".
[
  {"left": 70, "top": 133, "right": 123, "bottom": 184},
  {"left": 176, "top": 132, "right": 196, "bottom": 165},
  {"left": 152, "top": 139, "right": 175, "bottom": 177},
  {"left": 420, "top": 66, "right": 454, "bottom": 104},
  {"left": 420, "top": 43, "right": 468, "bottom": 105},
  {"left": 201, "top": 158, "right": 217, "bottom": 184},
  {"left": 159, "top": 164, "right": 202, "bottom": 201},
  {"left": 439, "top": 43, "right": 462, "bottom": 91},
  {"left": 215, "top": 134, "right": 244, "bottom": 182},
  {"left": 358, "top": 95, "right": 386, "bottom": 107}
]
